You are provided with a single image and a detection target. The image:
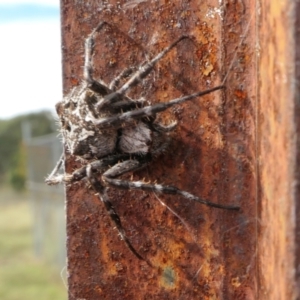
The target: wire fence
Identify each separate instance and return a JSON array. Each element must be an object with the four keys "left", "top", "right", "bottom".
[{"left": 25, "top": 132, "right": 66, "bottom": 267}]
